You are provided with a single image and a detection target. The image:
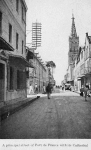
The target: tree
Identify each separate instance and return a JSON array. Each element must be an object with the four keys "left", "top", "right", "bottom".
[
  {"left": 46, "top": 61, "right": 56, "bottom": 68},
  {"left": 46, "top": 61, "right": 56, "bottom": 83}
]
